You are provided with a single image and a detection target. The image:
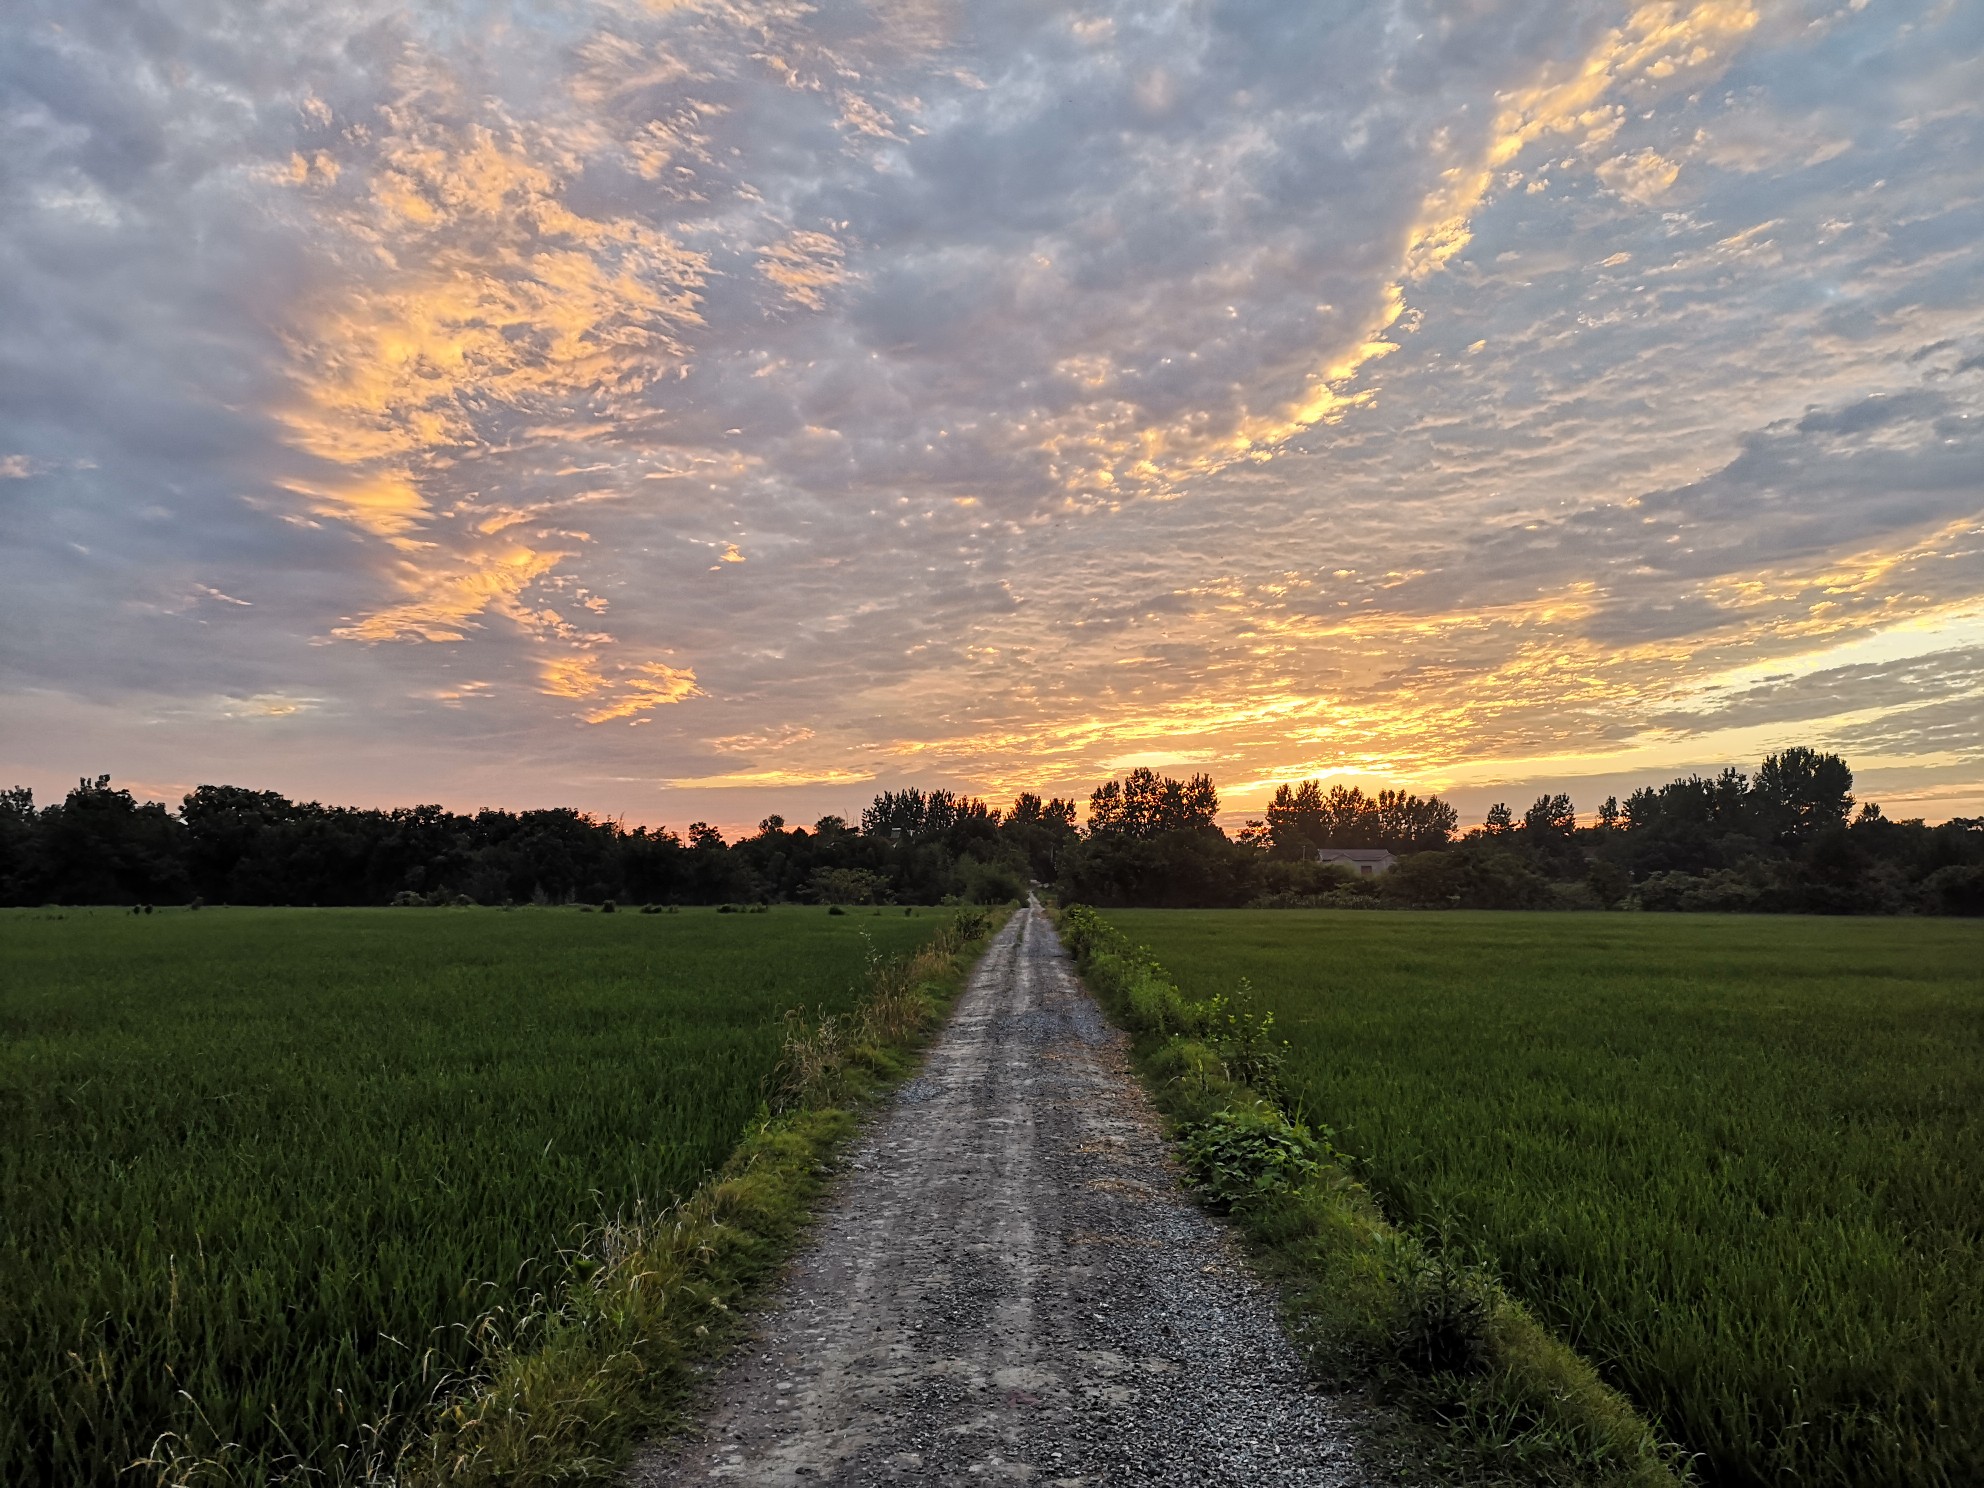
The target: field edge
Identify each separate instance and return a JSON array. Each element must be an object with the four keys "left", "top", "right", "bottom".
[{"left": 1053, "top": 903, "right": 1687, "bottom": 1488}]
